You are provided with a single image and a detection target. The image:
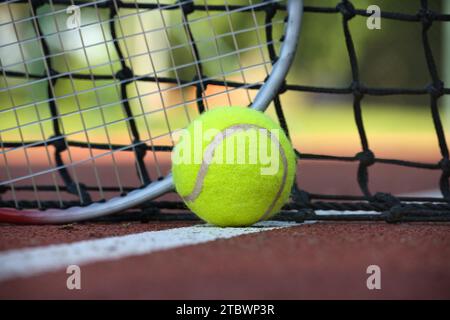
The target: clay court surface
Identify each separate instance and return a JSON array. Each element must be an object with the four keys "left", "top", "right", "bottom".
[
  {"left": 0, "top": 221, "right": 449, "bottom": 299},
  {"left": 0, "top": 161, "right": 449, "bottom": 300}
]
